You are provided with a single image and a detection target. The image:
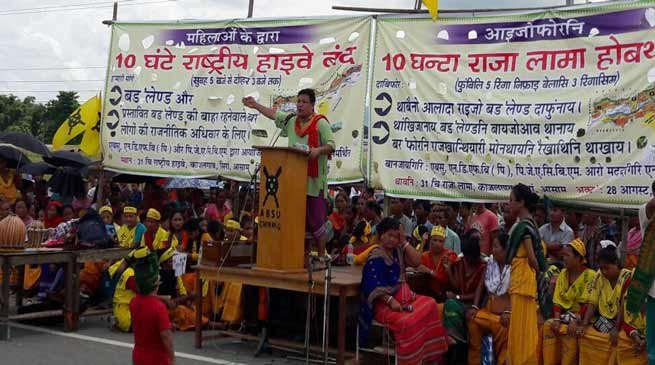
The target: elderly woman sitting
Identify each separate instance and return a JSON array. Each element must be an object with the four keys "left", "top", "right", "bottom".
[{"left": 359, "top": 217, "right": 449, "bottom": 365}]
